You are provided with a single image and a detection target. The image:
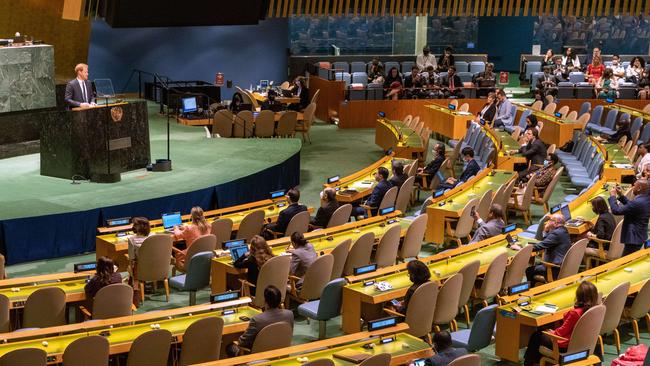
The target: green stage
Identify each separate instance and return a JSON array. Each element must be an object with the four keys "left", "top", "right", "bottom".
[{"left": 0, "top": 103, "right": 302, "bottom": 221}]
